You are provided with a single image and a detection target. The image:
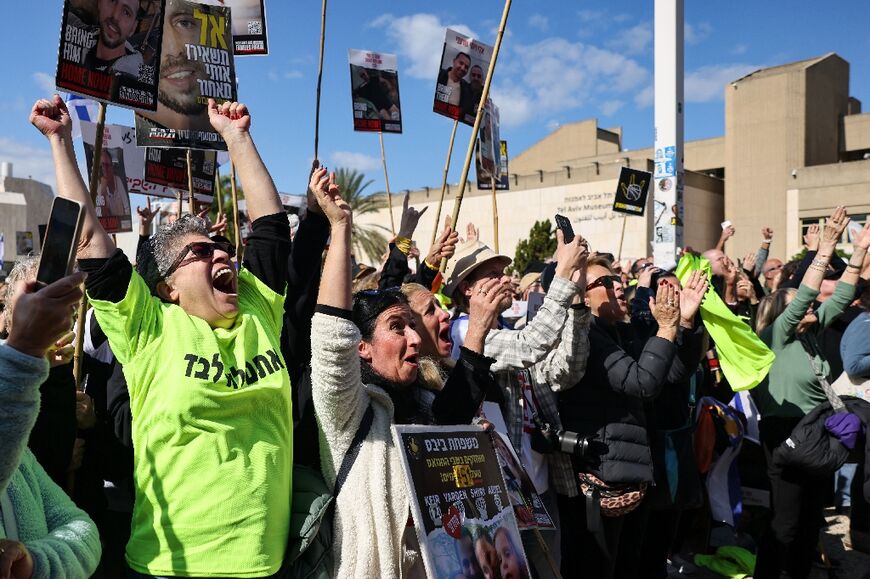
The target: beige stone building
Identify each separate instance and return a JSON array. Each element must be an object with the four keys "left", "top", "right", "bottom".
[
  {"left": 357, "top": 52, "right": 870, "bottom": 267},
  {"left": 0, "top": 163, "right": 54, "bottom": 277}
]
